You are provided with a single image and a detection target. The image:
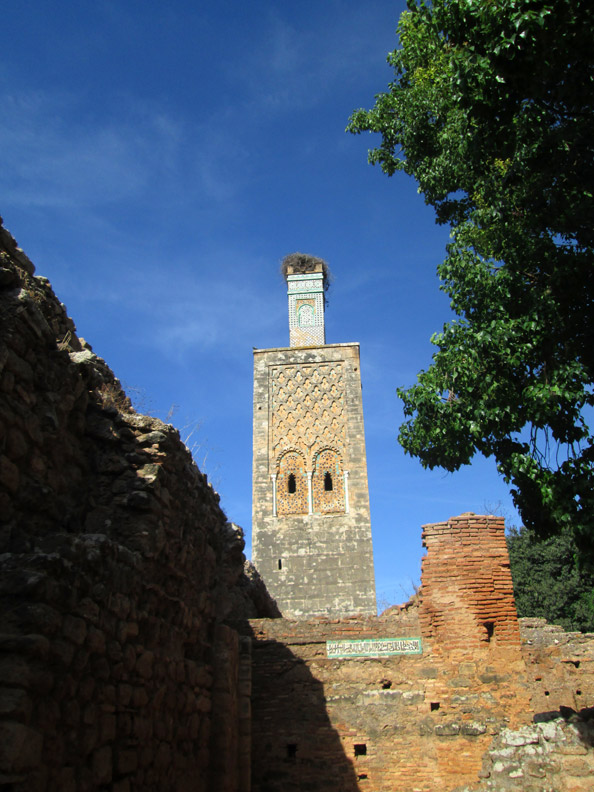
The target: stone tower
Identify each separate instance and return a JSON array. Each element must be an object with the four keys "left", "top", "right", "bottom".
[{"left": 252, "top": 255, "right": 376, "bottom": 618}]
